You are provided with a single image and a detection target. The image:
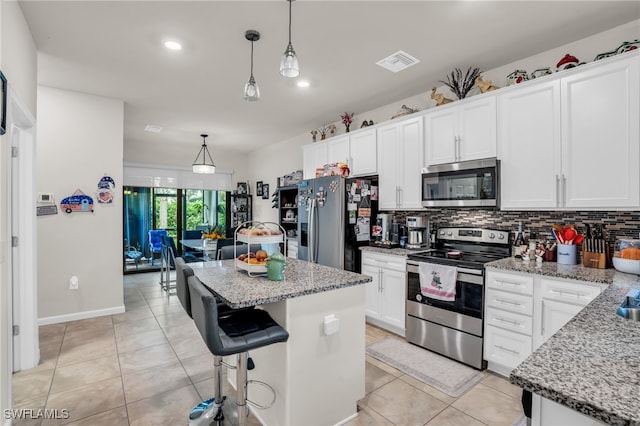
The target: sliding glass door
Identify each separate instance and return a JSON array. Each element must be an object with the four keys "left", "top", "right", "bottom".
[{"left": 123, "top": 186, "right": 228, "bottom": 273}]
